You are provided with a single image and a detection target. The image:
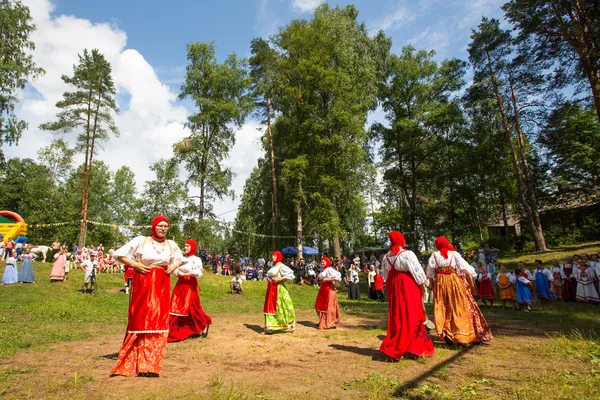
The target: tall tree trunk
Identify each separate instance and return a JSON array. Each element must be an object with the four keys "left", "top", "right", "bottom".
[
  {"left": 78, "top": 89, "right": 94, "bottom": 249},
  {"left": 508, "top": 78, "right": 548, "bottom": 251},
  {"left": 266, "top": 97, "right": 280, "bottom": 249},
  {"left": 332, "top": 233, "right": 341, "bottom": 259},
  {"left": 485, "top": 50, "right": 545, "bottom": 252},
  {"left": 499, "top": 188, "right": 509, "bottom": 242},
  {"left": 296, "top": 187, "right": 303, "bottom": 261}
]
